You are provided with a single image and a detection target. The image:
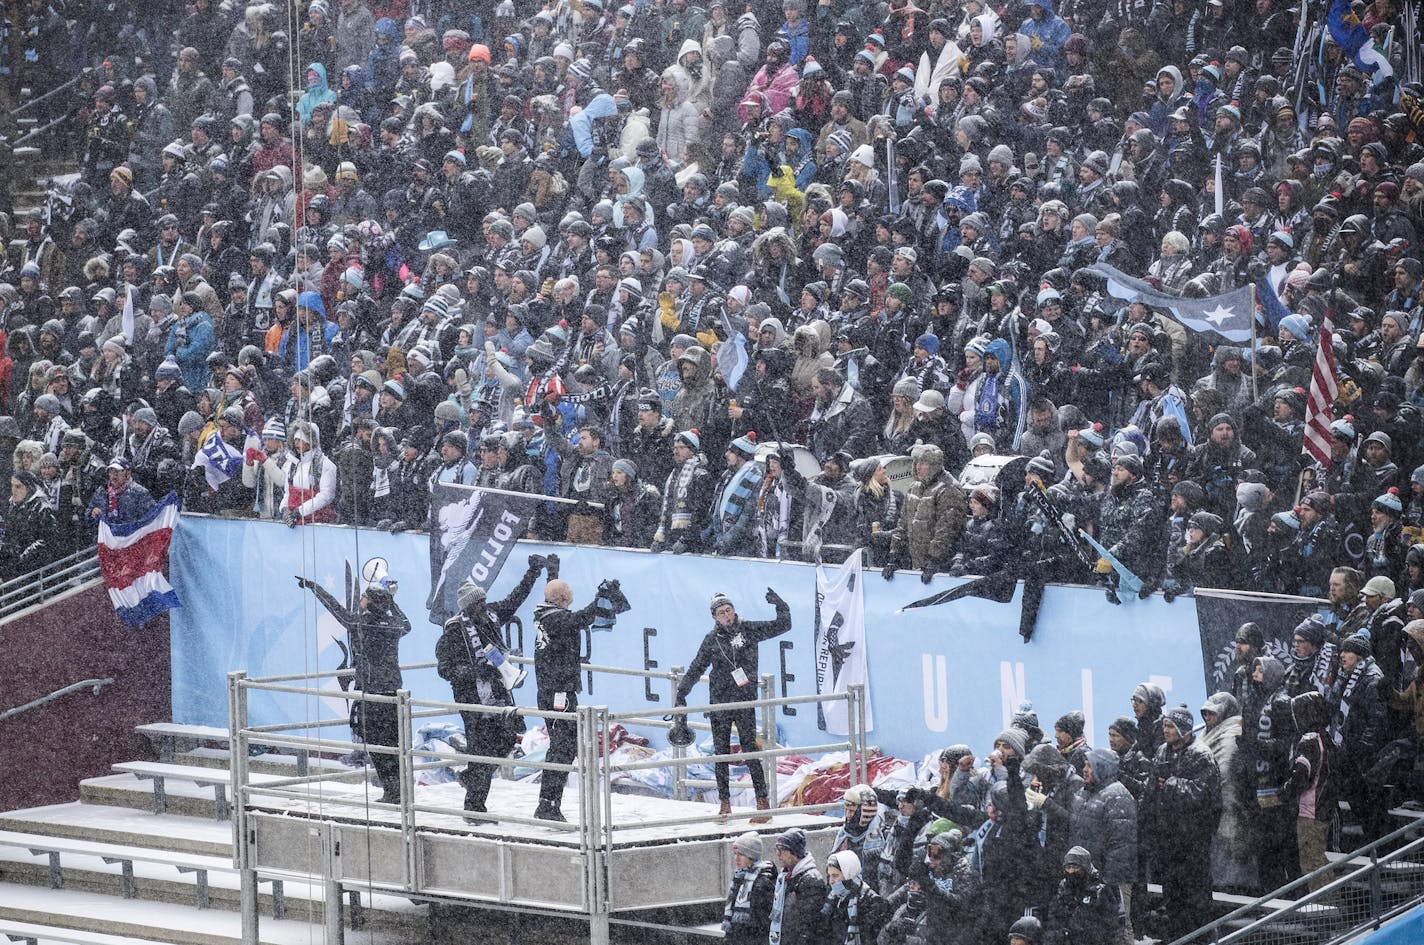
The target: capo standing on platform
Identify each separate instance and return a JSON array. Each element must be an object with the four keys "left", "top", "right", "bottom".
[
  {"left": 675, "top": 588, "right": 792, "bottom": 822},
  {"left": 436, "top": 554, "right": 556, "bottom": 815},
  {"left": 296, "top": 571, "right": 411, "bottom": 804}
]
